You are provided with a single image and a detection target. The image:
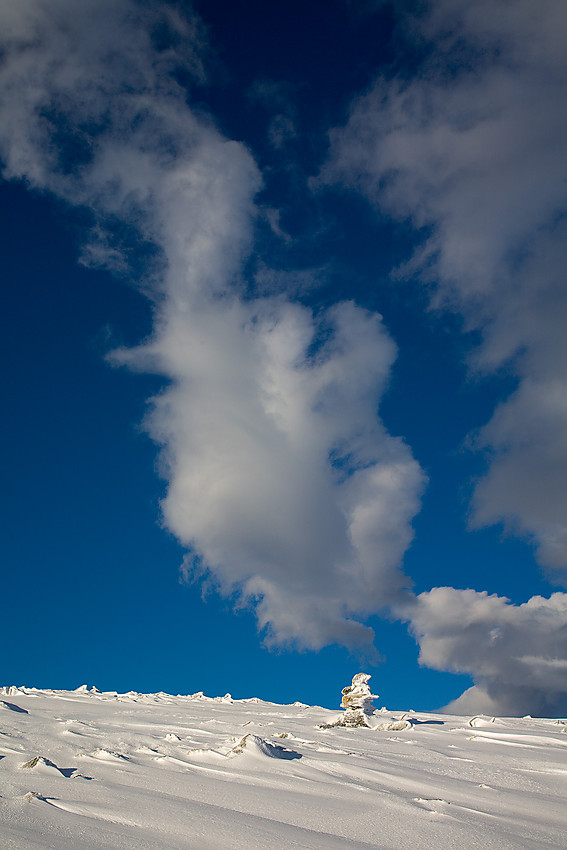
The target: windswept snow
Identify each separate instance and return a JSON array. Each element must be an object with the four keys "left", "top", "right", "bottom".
[{"left": 0, "top": 686, "right": 566, "bottom": 849}]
